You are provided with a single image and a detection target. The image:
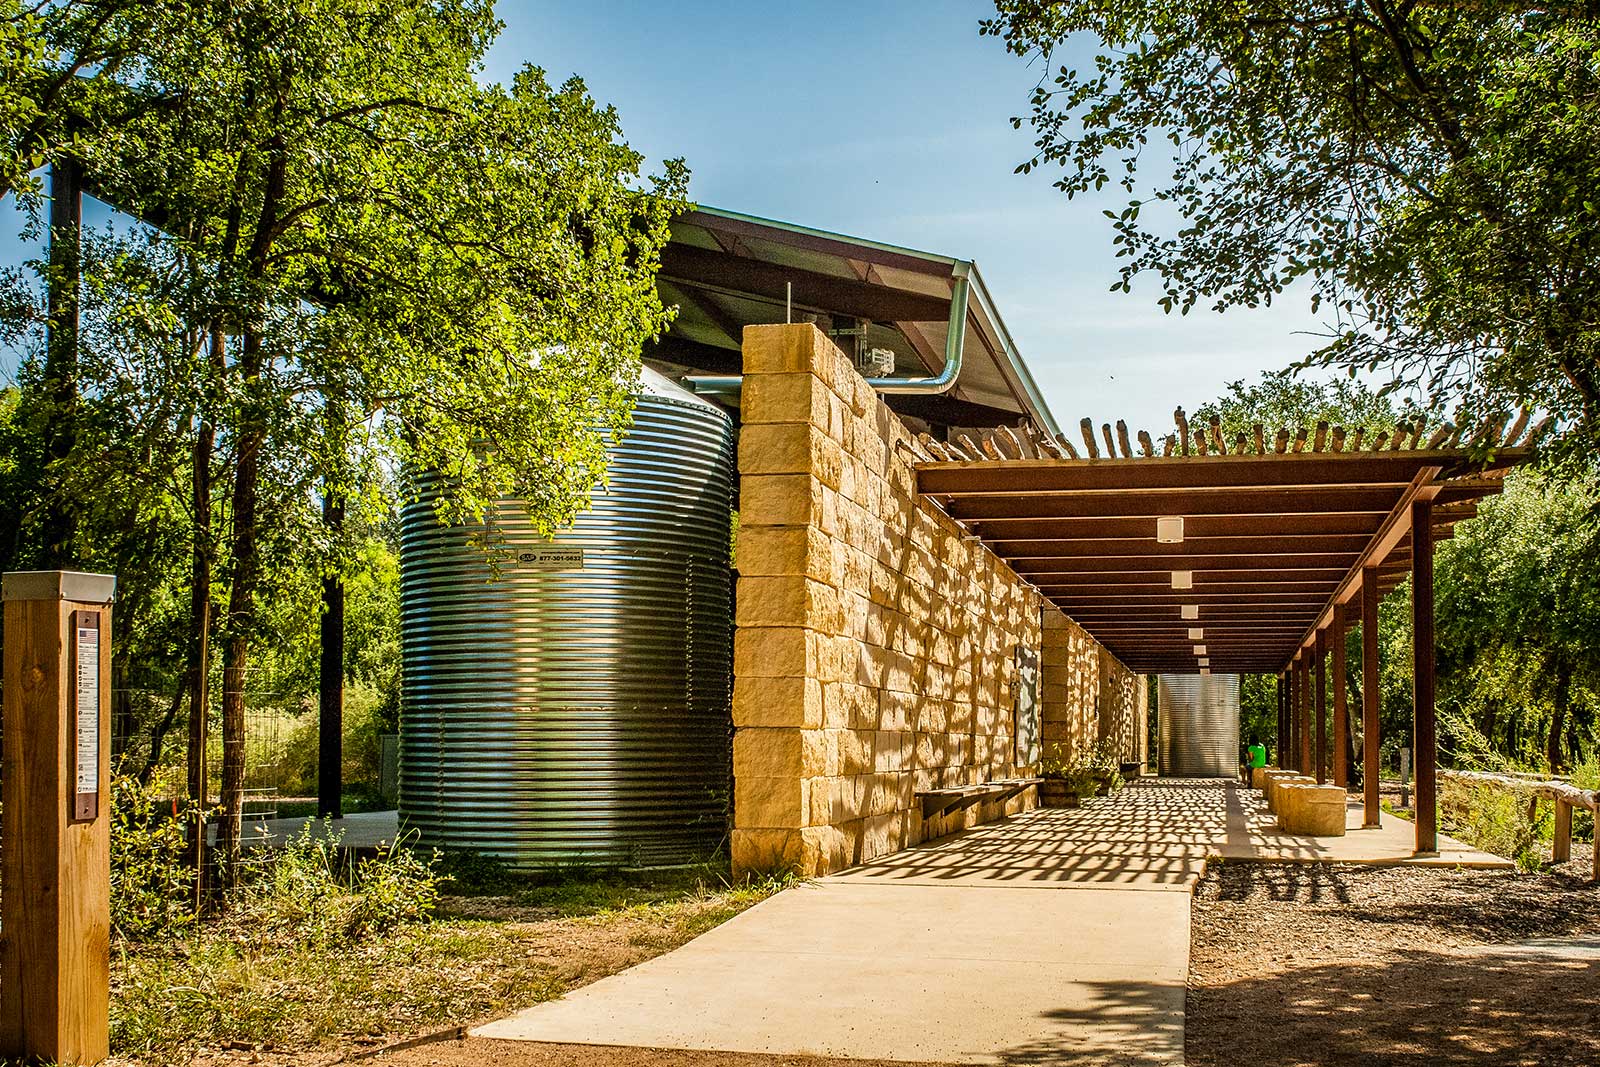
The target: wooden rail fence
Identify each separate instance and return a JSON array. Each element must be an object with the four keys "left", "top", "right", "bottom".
[{"left": 1439, "top": 769, "right": 1599, "bottom": 881}]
